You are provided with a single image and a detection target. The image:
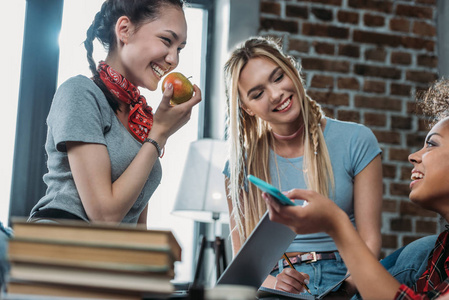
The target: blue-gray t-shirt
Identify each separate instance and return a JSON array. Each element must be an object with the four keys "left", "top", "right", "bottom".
[
  {"left": 224, "top": 117, "right": 381, "bottom": 252},
  {"left": 30, "top": 75, "right": 162, "bottom": 223}
]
